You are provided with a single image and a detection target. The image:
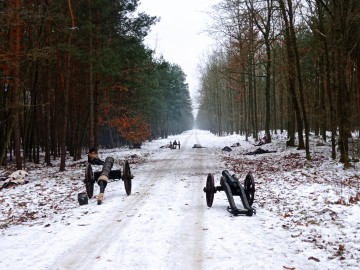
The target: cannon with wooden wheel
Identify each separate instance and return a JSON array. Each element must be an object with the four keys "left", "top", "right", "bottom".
[
  {"left": 203, "top": 170, "right": 256, "bottom": 216},
  {"left": 84, "top": 159, "right": 133, "bottom": 199}
]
